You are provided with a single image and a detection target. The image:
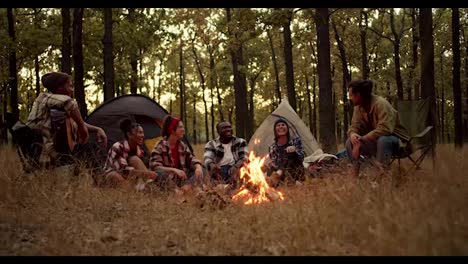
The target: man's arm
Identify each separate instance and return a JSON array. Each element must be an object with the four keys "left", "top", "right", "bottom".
[
  {"left": 203, "top": 140, "right": 217, "bottom": 170},
  {"left": 234, "top": 138, "right": 249, "bottom": 168},
  {"left": 362, "top": 101, "right": 395, "bottom": 141},
  {"left": 69, "top": 107, "right": 89, "bottom": 144},
  {"left": 85, "top": 122, "right": 107, "bottom": 148}
]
